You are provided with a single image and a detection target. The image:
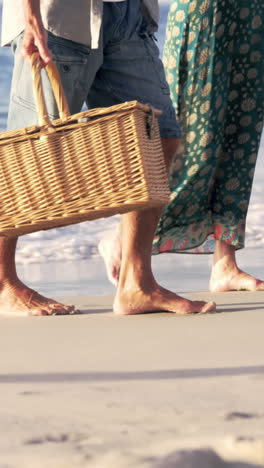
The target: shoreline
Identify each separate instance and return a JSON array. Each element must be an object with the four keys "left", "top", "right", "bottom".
[{"left": 16, "top": 245, "right": 264, "bottom": 298}]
